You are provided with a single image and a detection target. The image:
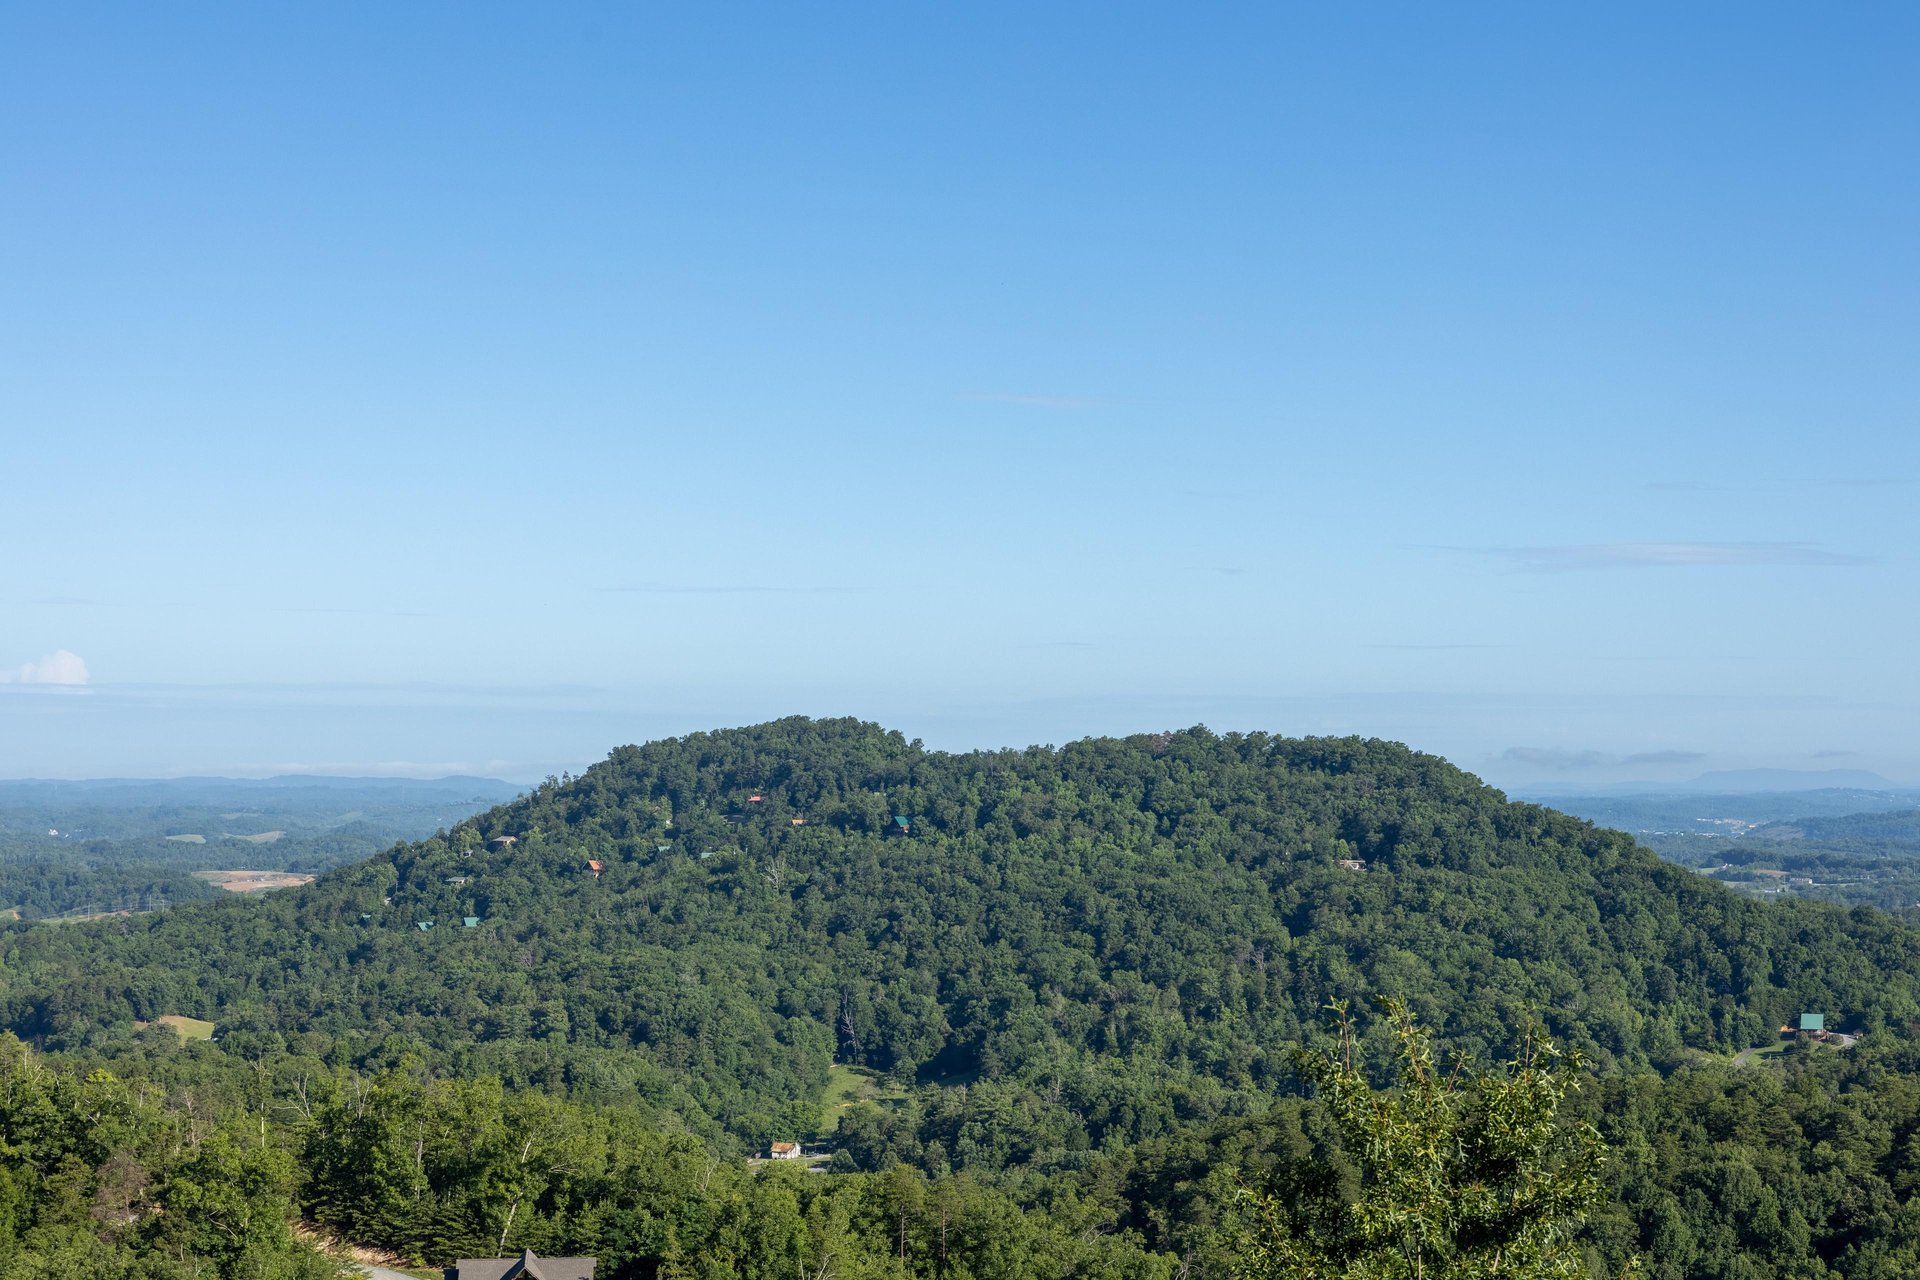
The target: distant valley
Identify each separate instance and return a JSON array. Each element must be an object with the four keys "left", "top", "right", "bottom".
[
  {"left": 1526, "top": 784, "right": 1920, "bottom": 914},
  {"left": 0, "top": 774, "right": 522, "bottom": 920}
]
